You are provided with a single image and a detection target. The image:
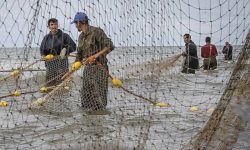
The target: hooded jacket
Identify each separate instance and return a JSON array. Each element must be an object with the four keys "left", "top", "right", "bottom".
[{"left": 40, "top": 29, "right": 76, "bottom": 56}]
